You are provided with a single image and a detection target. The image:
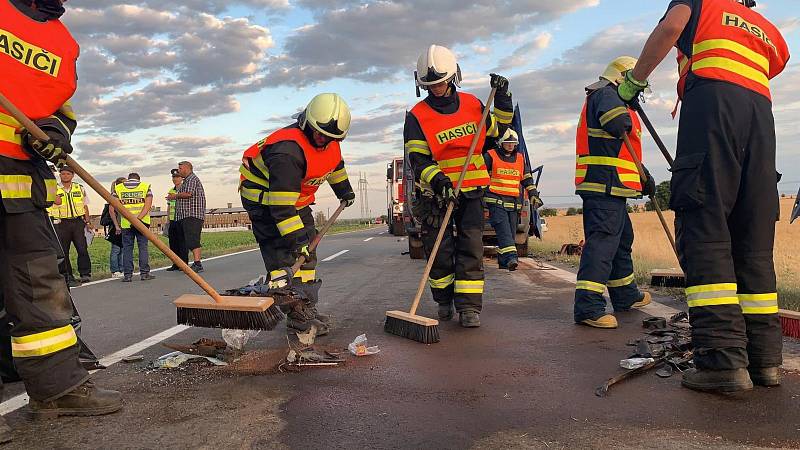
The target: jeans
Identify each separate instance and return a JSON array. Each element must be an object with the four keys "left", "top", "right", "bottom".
[
  {"left": 122, "top": 227, "right": 150, "bottom": 276},
  {"left": 109, "top": 243, "right": 123, "bottom": 273}
]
